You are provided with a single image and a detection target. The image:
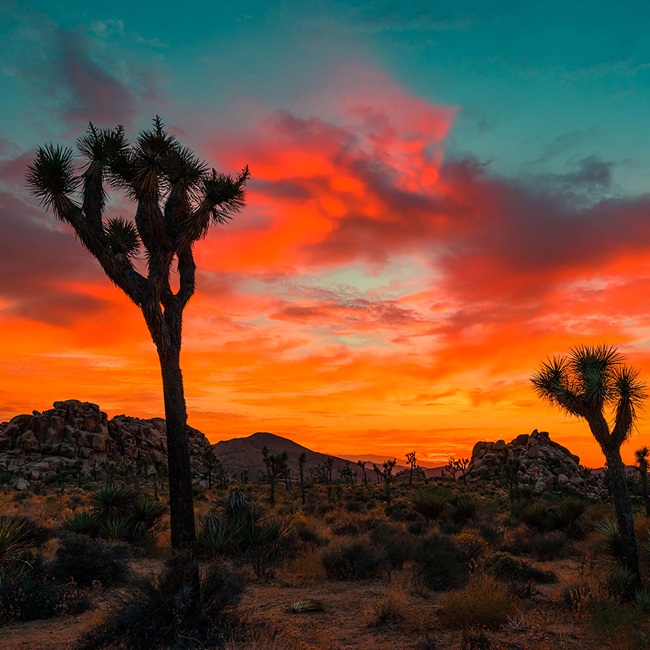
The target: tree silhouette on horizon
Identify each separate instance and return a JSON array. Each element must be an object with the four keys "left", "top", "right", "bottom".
[
  {"left": 27, "top": 117, "right": 249, "bottom": 603},
  {"left": 531, "top": 344, "right": 645, "bottom": 586}
]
